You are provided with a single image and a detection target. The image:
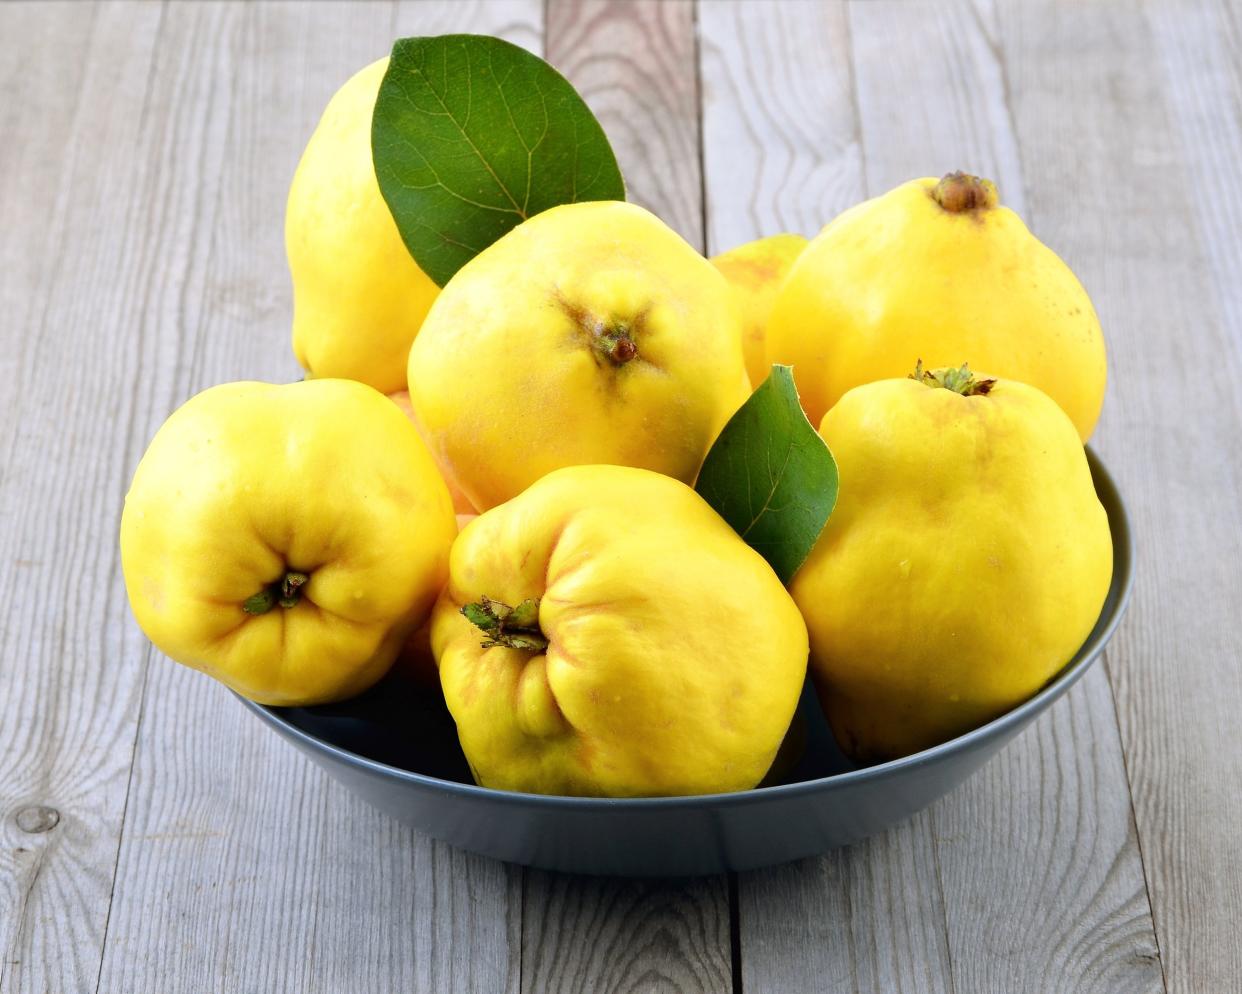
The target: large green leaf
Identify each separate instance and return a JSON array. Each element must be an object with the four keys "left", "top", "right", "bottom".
[
  {"left": 372, "top": 34, "right": 625, "bottom": 287},
  {"left": 696, "top": 366, "right": 839, "bottom": 584}
]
